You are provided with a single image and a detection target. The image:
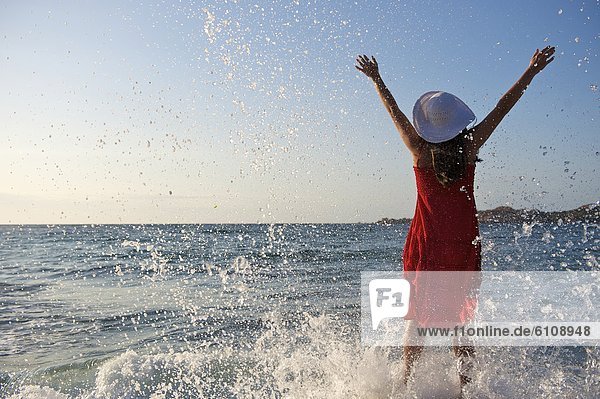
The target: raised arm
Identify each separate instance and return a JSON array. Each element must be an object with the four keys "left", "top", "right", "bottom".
[
  {"left": 355, "top": 55, "right": 423, "bottom": 154},
  {"left": 472, "top": 46, "right": 555, "bottom": 151}
]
